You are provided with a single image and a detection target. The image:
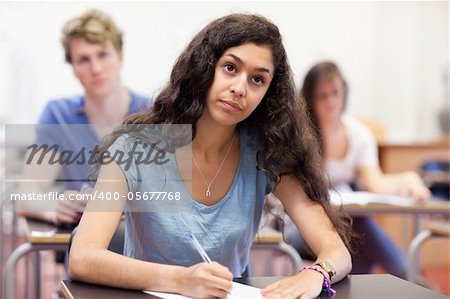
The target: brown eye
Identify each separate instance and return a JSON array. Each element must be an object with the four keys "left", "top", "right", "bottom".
[
  {"left": 224, "top": 63, "right": 236, "bottom": 73},
  {"left": 252, "top": 76, "right": 265, "bottom": 86}
]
